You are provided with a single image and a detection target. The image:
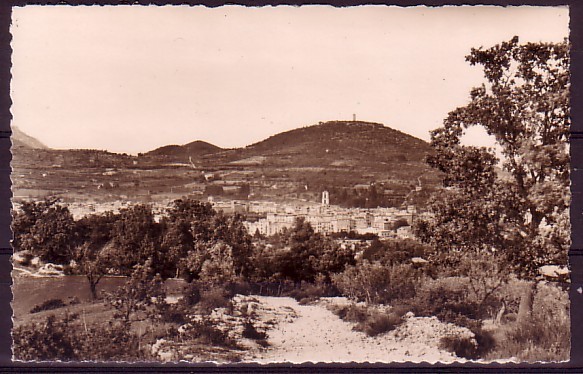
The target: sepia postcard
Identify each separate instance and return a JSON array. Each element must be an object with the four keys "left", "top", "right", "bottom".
[{"left": 9, "top": 5, "right": 571, "bottom": 364}]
